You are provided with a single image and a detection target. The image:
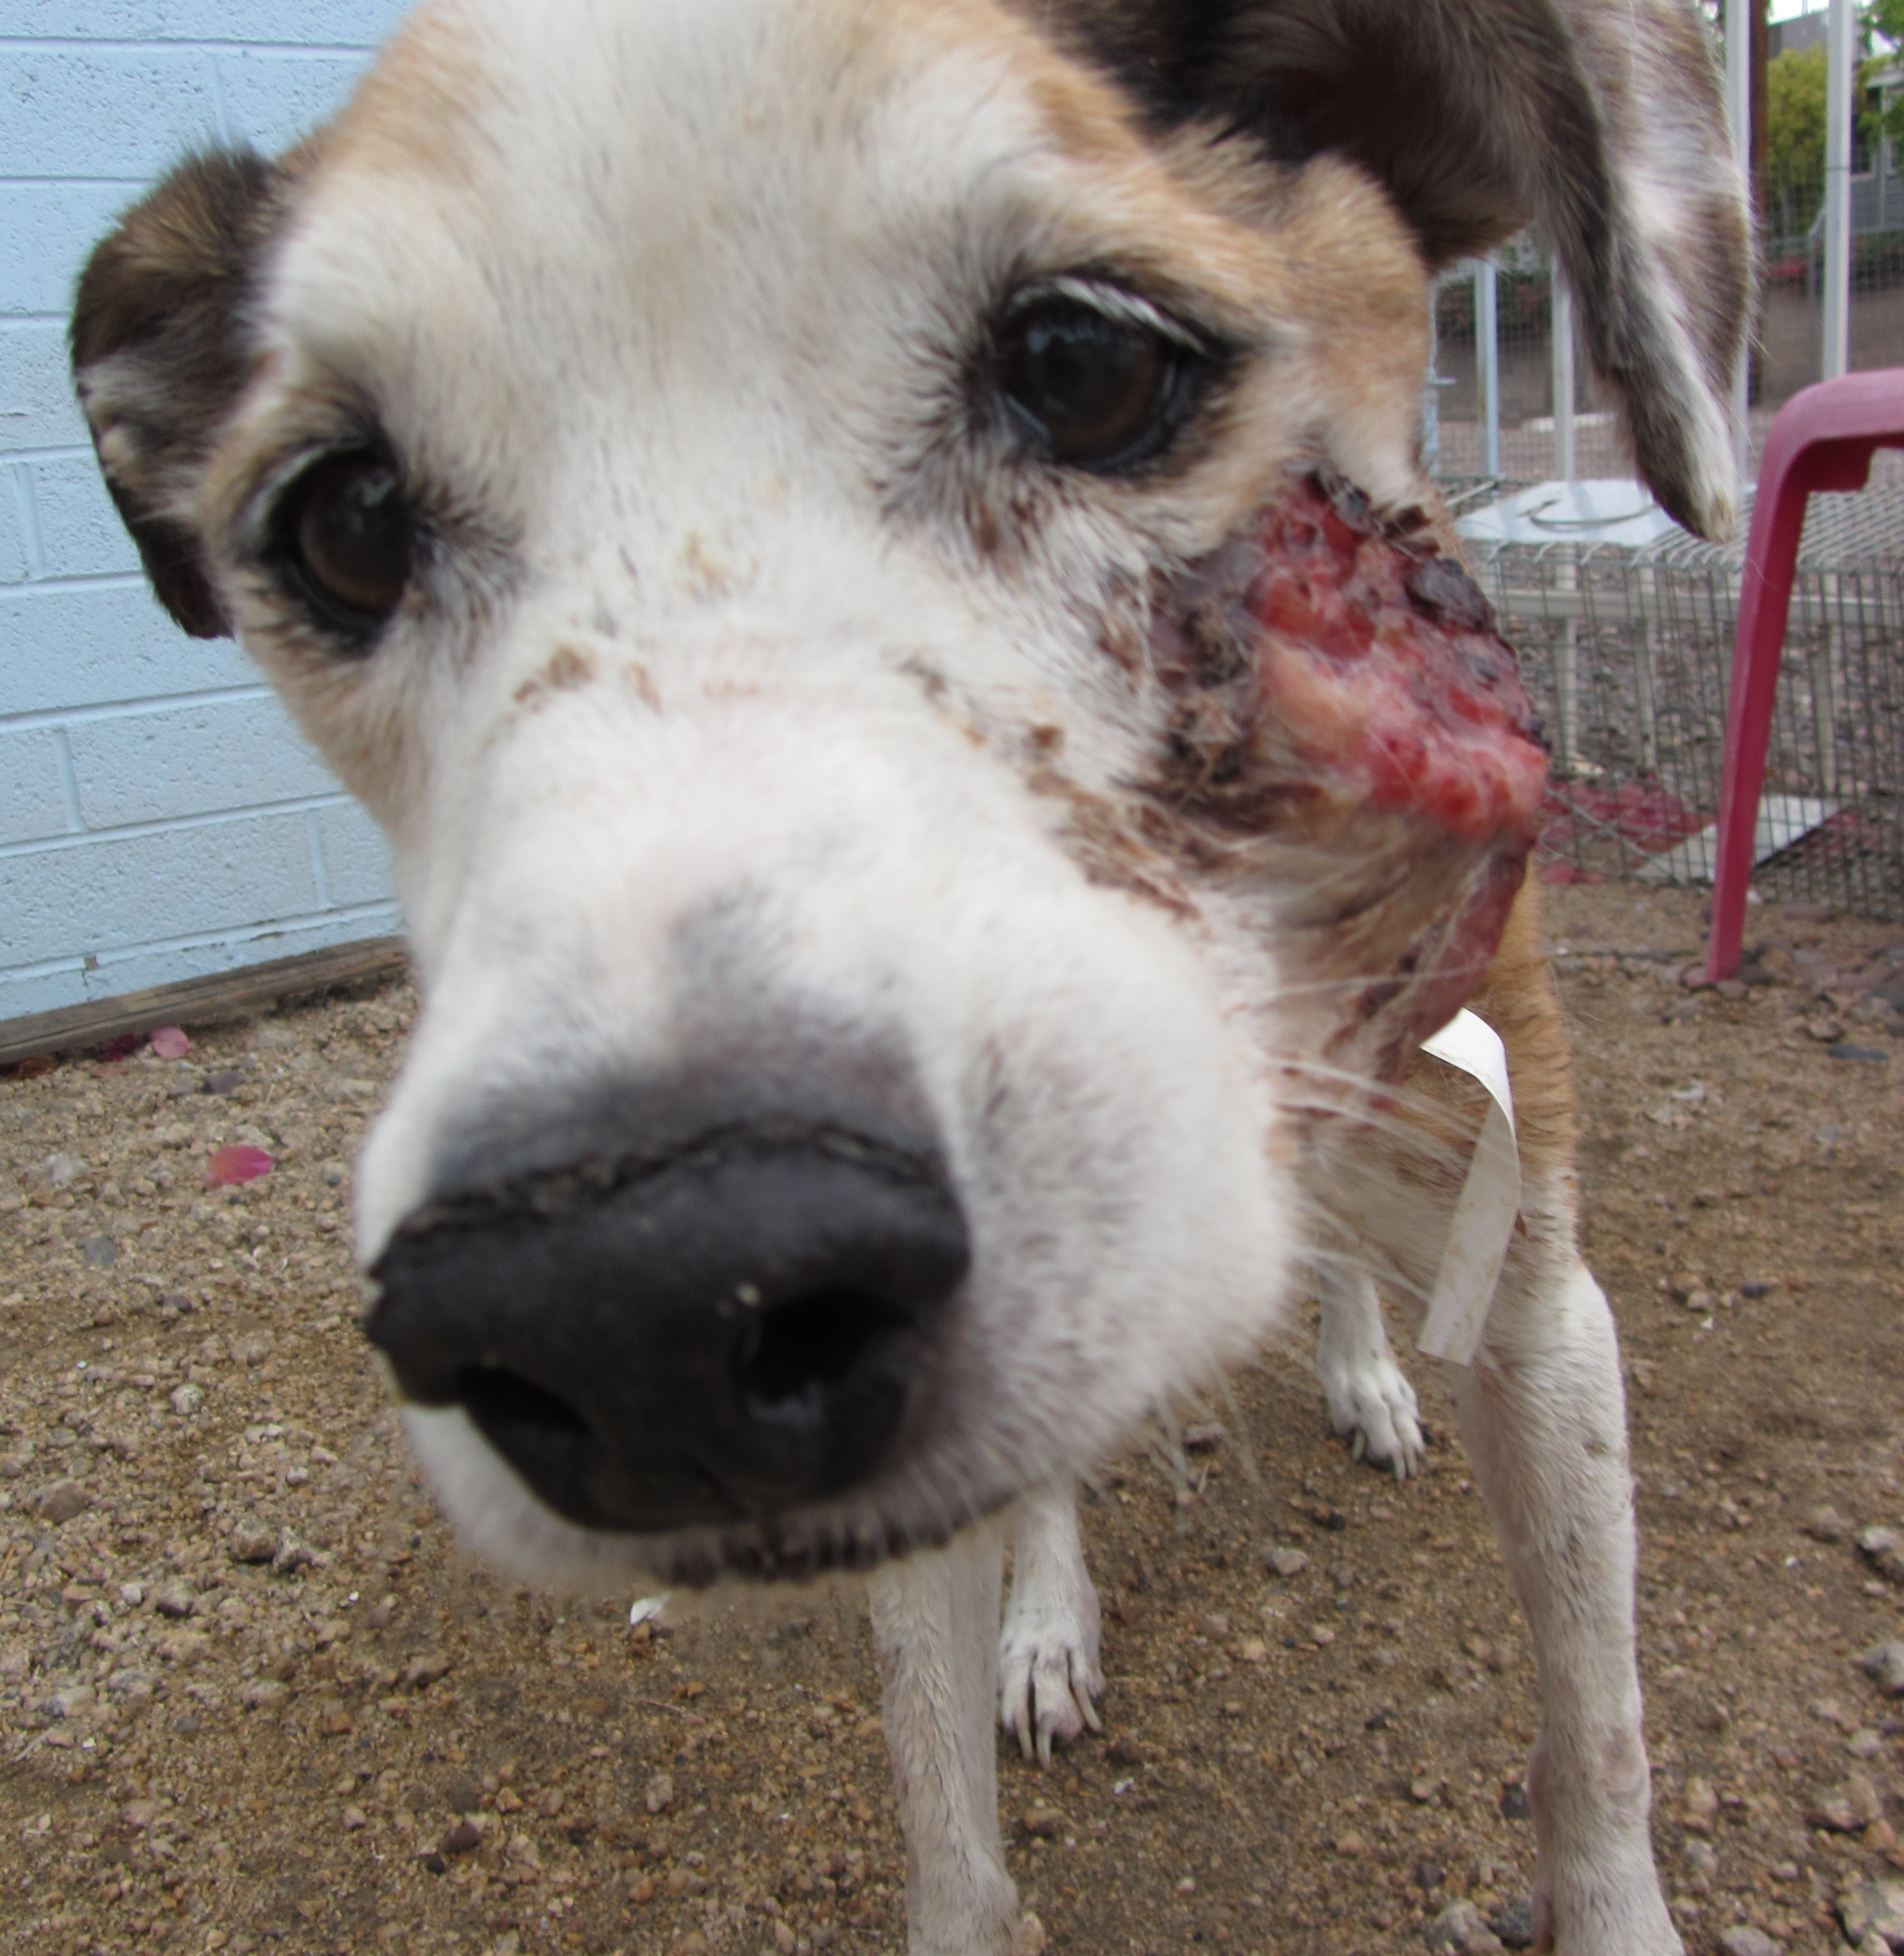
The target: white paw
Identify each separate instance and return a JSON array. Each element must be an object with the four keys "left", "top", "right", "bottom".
[
  {"left": 998, "top": 1593, "right": 1103, "bottom": 1766},
  {"left": 1318, "top": 1348, "right": 1425, "bottom": 1480}
]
